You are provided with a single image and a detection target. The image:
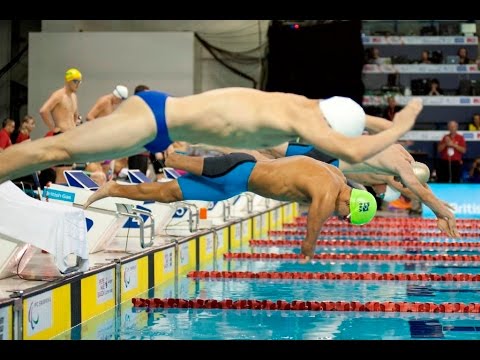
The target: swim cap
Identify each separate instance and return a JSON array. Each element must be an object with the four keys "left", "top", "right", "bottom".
[
  {"left": 412, "top": 161, "right": 430, "bottom": 184},
  {"left": 319, "top": 96, "right": 366, "bottom": 137},
  {"left": 349, "top": 188, "right": 377, "bottom": 225},
  {"left": 113, "top": 85, "right": 129, "bottom": 100},
  {"left": 65, "top": 68, "right": 82, "bottom": 82},
  {"left": 382, "top": 185, "right": 401, "bottom": 202}
]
